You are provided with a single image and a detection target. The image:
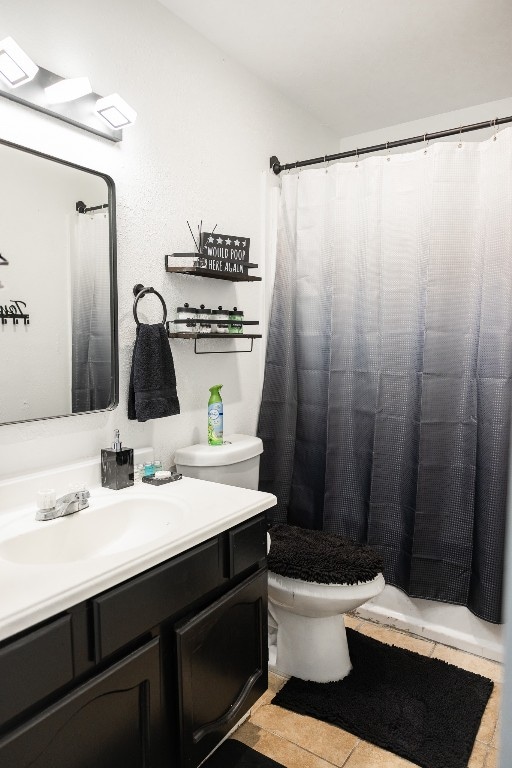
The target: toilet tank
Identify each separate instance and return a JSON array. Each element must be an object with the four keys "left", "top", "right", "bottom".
[{"left": 174, "top": 434, "right": 263, "bottom": 490}]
